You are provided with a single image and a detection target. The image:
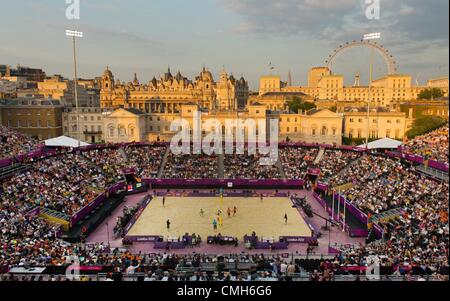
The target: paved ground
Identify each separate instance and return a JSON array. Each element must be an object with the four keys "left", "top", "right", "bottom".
[{"left": 127, "top": 196, "right": 311, "bottom": 239}]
